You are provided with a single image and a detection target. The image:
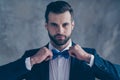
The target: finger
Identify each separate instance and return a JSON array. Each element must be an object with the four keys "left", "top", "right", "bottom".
[
  {"left": 45, "top": 55, "right": 51, "bottom": 61},
  {"left": 68, "top": 49, "right": 76, "bottom": 58},
  {"left": 45, "top": 57, "right": 50, "bottom": 61},
  {"left": 45, "top": 52, "right": 53, "bottom": 61},
  {"left": 69, "top": 46, "right": 73, "bottom": 50},
  {"left": 70, "top": 52, "right": 76, "bottom": 58}
]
